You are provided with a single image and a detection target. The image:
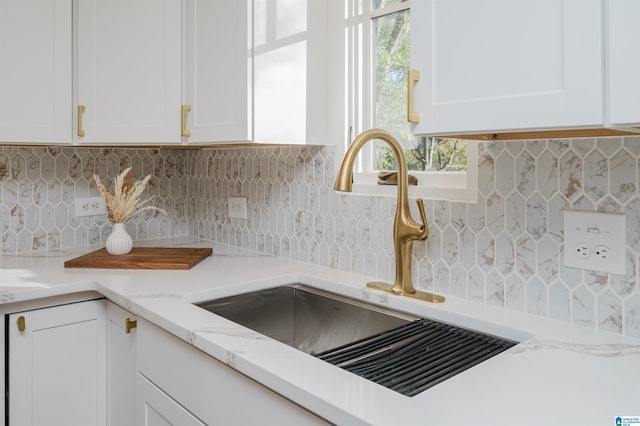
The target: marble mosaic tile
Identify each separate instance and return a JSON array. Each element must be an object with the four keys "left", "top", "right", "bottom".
[
  {"left": 549, "top": 282, "right": 570, "bottom": 321},
  {"left": 506, "top": 274, "right": 526, "bottom": 312},
  {"left": 4, "top": 135, "right": 640, "bottom": 339},
  {"left": 536, "top": 150, "right": 558, "bottom": 199},
  {"left": 527, "top": 277, "right": 547, "bottom": 316},
  {"left": 189, "top": 137, "right": 640, "bottom": 338},
  {"left": 0, "top": 146, "right": 190, "bottom": 254},
  {"left": 495, "top": 233, "right": 514, "bottom": 275},
  {"left": 495, "top": 152, "right": 514, "bottom": 197},
  {"left": 574, "top": 285, "right": 596, "bottom": 327}
]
